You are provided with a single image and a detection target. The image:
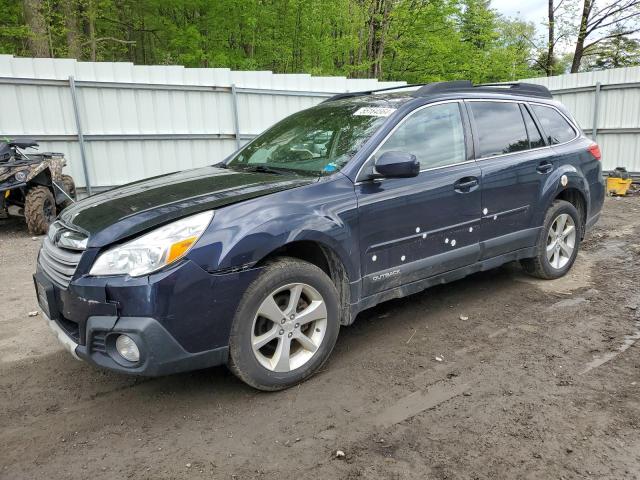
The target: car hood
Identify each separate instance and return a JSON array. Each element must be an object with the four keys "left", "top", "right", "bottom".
[{"left": 59, "top": 166, "right": 316, "bottom": 247}]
